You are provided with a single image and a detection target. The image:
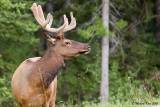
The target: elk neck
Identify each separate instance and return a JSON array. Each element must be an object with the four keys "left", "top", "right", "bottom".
[{"left": 39, "top": 44, "right": 65, "bottom": 88}]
